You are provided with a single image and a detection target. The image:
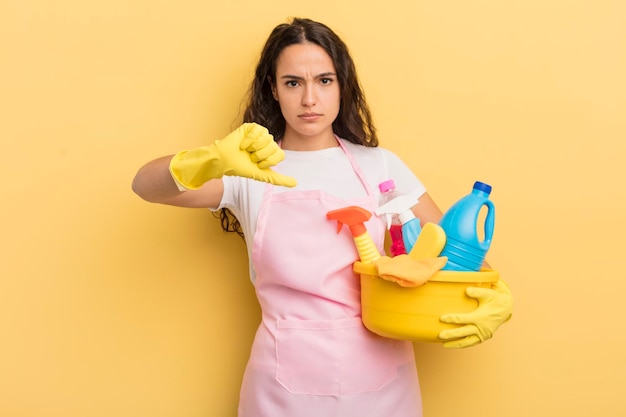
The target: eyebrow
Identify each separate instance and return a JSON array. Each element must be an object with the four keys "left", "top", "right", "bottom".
[{"left": 280, "top": 72, "right": 337, "bottom": 80}]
